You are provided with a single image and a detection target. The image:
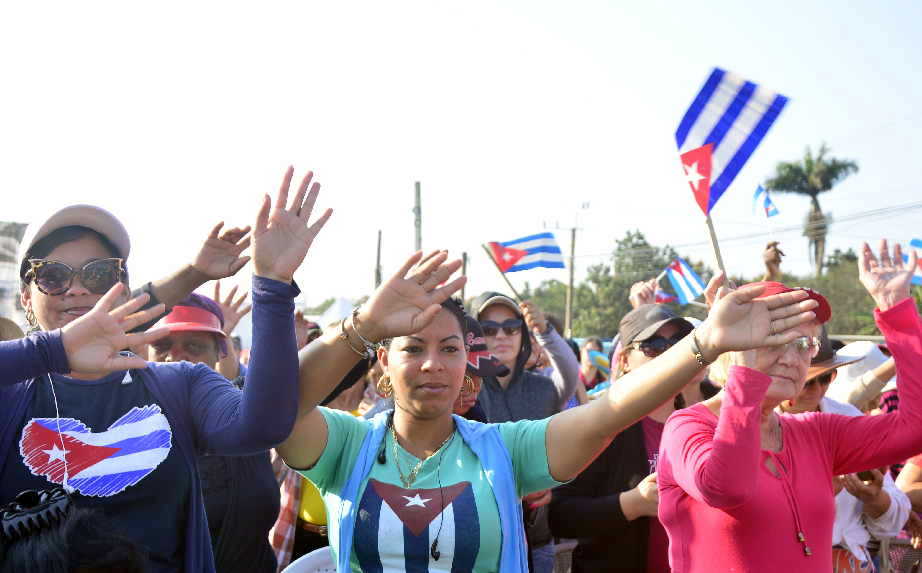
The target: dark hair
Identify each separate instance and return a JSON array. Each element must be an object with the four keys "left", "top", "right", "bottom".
[
  {"left": 20, "top": 226, "right": 129, "bottom": 288},
  {"left": 0, "top": 506, "right": 148, "bottom": 573},
  {"left": 582, "top": 336, "right": 603, "bottom": 352},
  {"left": 383, "top": 298, "right": 467, "bottom": 349}
]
